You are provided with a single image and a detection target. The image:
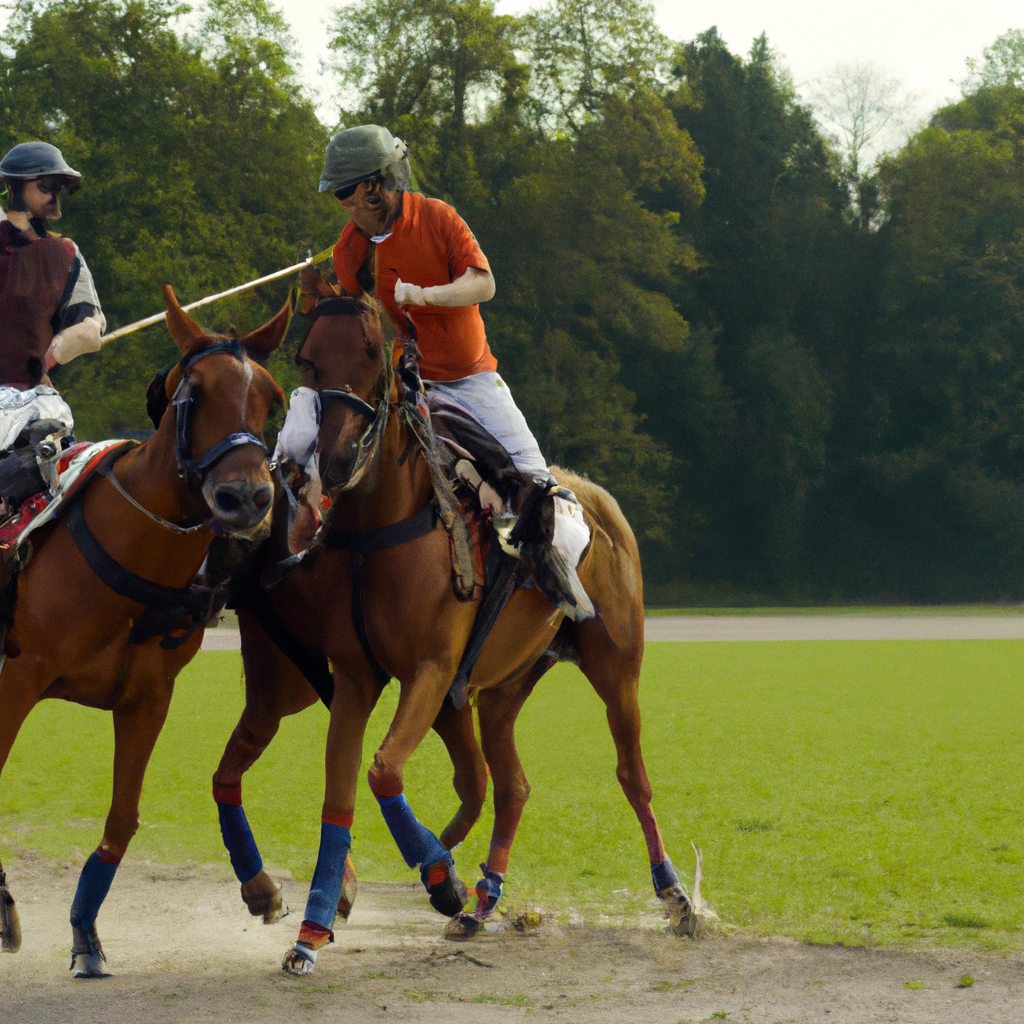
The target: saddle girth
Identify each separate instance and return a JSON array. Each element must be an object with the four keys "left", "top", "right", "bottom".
[{"left": 321, "top": 501, "right": 440, "bottom": 689}]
